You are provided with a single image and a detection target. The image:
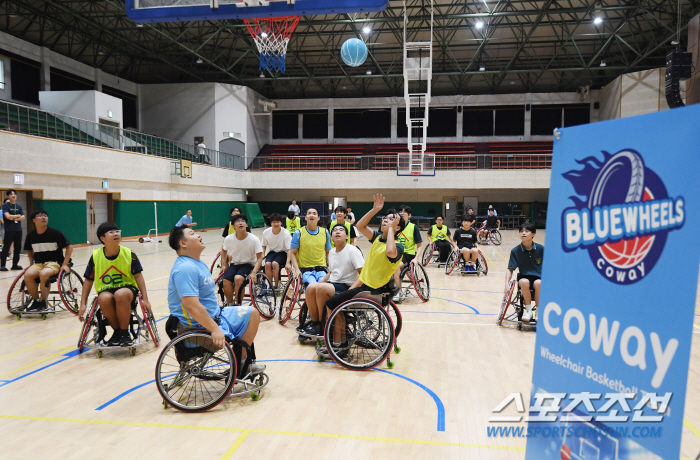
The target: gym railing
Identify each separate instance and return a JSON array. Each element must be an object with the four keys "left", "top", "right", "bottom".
[
  {"left": 248, "top": 154, "right": 552, "bottom": 171},
  {"left": 0, "top": 100, "right": 245, "bottom": 170}
]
